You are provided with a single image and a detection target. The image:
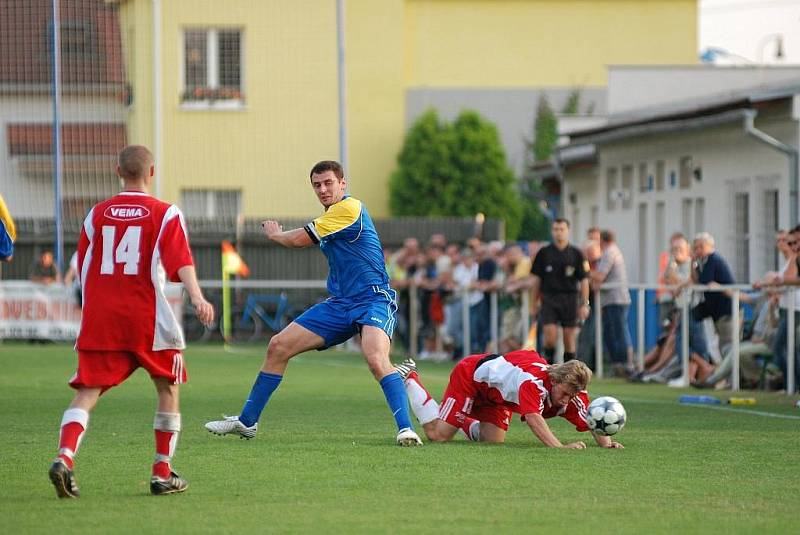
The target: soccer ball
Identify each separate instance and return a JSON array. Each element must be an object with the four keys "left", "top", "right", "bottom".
[{"left": 586, "top": 396, "right": 626, "bottom": 436}]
